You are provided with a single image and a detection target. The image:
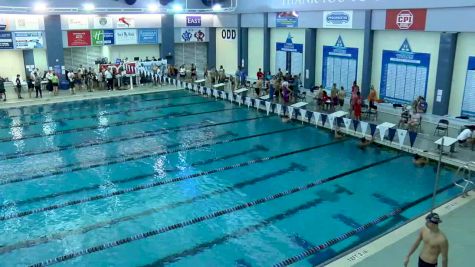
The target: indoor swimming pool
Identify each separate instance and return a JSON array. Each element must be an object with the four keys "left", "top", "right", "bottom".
[{"left": 0, "top": 89, "right": 461, "bottom": 266}]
